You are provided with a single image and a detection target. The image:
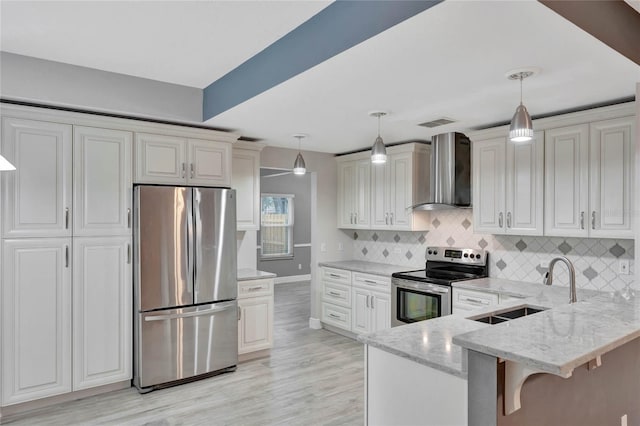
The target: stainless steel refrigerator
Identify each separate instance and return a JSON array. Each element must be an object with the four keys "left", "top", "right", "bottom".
[{"left": 133, "top": 185, "right": 238, "bottom": 392}]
